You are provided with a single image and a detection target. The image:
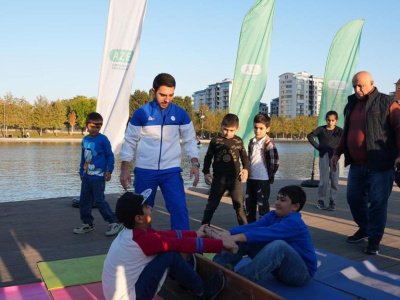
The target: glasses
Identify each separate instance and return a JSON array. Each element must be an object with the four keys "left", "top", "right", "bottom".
[{"left": 87, "top": 122, "right": 102, "bottom": 128}]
